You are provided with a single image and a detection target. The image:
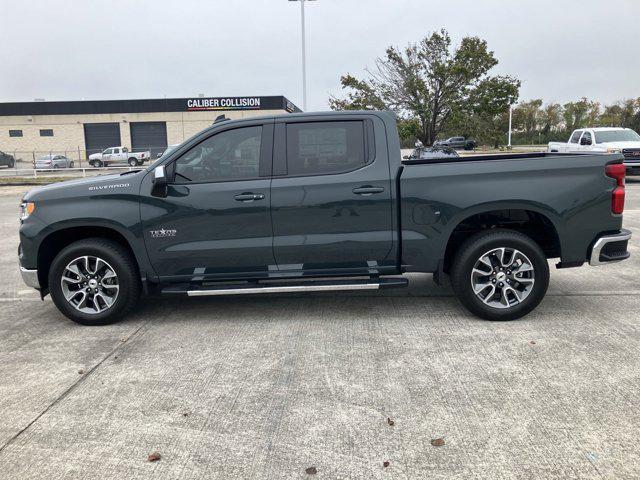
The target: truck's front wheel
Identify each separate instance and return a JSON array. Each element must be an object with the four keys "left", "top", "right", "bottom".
[
  {"left": 450, "top": 229, "right": 549, "bottom": 321},
  {"left": 48, "top": 239, "right": 141, "bottom": 325}
]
